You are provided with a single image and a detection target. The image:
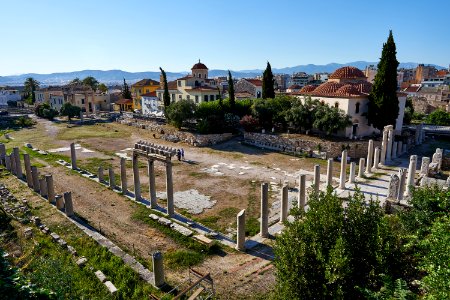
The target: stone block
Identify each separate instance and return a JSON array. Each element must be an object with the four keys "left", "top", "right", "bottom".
[
  {"left": 148, "top": 214, "right": 160, "bottom": 221},
  {"left": 23, "top": 227, "right": 33, "bottom": 239},
  {"left": 170, "top": 223, "right": 193, "bottom": 237},
  {"left": 57, "top": 239, "right": 68, "bottom": 248},
  {"left": 193, "top": 235, "right": 213, "bottom": 245},
  {"left": 68, "top": 245, "right": 78, "bottom": 256},
  {"left": 76, "top": 257, "right": 88, "bottom": 267},
  {"left": 104, "top": 281, "right": 118, "bottom": 294},
  {"left": 95, "top": 270, "right": 107, "bottom": 283},
  {"left": 50, "top": 233, "right": 60, "bottom": 241},
  {"left": 157, "top": 217, "right": 172, "bottom": 226}
]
